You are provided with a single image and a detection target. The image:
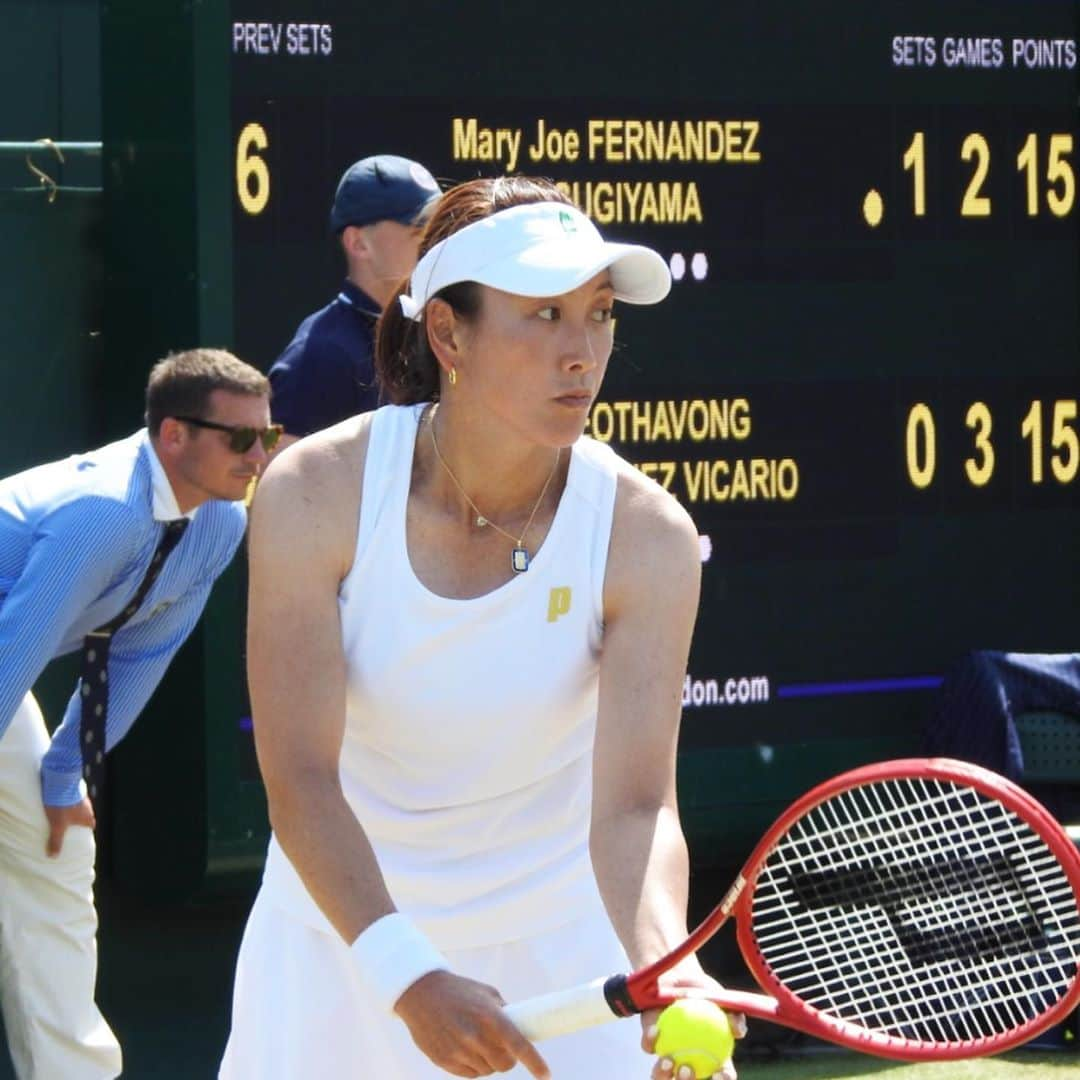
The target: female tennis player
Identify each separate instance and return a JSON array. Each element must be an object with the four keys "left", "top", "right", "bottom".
[{"left": 219, "top": 177, "right": 742, "bottom": 1079}]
